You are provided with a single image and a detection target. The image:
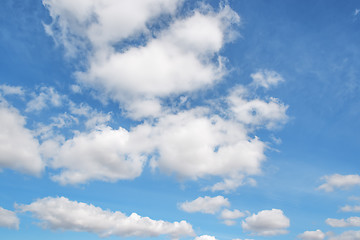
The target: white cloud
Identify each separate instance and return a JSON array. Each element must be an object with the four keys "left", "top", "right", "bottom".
[
  {"left": 0, "top": 84, "right": 24, "bottom": 96},
  {"left": 242, "top": 209, "right": 290, "bottom": 236},
  {"left": 326, "top": 217, "right": 360, "bottom": 227},
  {"left": 49, "top": 126, "right": 147, "bottom": 185},
  {"left": 354, "top": 9, "right": 360, "bottom": 16},
  {"left": 228, "top": 86, "right": 288, "bottom": 130},
  {"left": 220, "top": 209, "right": 246, "bottom": 220},
  {"left": 43, "top": 0, "right": 183, "bottom": 54},
  {"left": 250, "top": 69, "right": 284, "bottom": 89},
  {"left": 328, "top": 230, "right": 360, "bottom": 240},
  {"left": 17, "top": 196, "right": 194, "bottom": 239},
  {"left": 179, "top": 196, "right": 230, "bottom": 214},
  {"left": 297, "top": 230, "right": 325, "bottom": 240},
  {"left": 340, "top": 205, "right": 360, "bottom": 212},
  {"left": 0, "top": 100, "right": 44, "bottom": 175},
  {"left": 0, "top": 207, "right": 19, "bottom": 229},
  {"left": 318, "top": 174, "right": 360, "bottom": 192},
  {"left": 194, "top": 235, "right": 217, "bottom": 240},
  {"left": 26, "top": 87, "right": 64, "bottom": 112}
]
